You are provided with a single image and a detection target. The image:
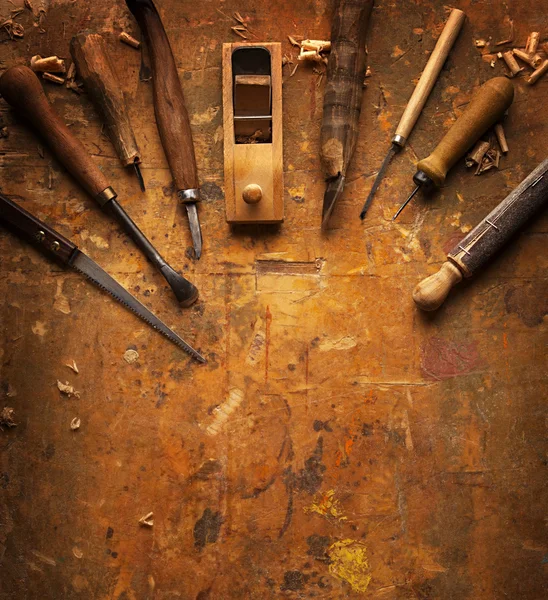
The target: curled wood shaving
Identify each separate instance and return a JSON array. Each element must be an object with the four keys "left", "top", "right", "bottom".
[
  {"left": 0, "top": 407, "right": 17, "bottom": 430},
  {"left": 30, "top": 55, "right": 66, "bottom": 73},
  {"left": 70, "top": 417, "right": 81, "bottom": 430},
  {"left": 42, "top": 72, "right": 64, "bottom": 84},
  {"left": 120, "top": 31, "right": 140, "bottom": 49},
  {"left": 233, "top": 11, "right": 245, "bottom": 24},
  {"left": 57, "top": 380, "right": 81, "bottom": 398},
  {"left": 139, "top": 512, "right": 154, "bottom": 527},
  {"left": 231, "top": 26, "right": 248, "bottom": 39},
  {"left": 1, "top": 18, "right": 24, "bottom": 39},
  {"left": 288, "top": 35, "right": 300, "bottom": 47},
  {"left": 123, "top": 349, "right": 139, "bottom": 364}
]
